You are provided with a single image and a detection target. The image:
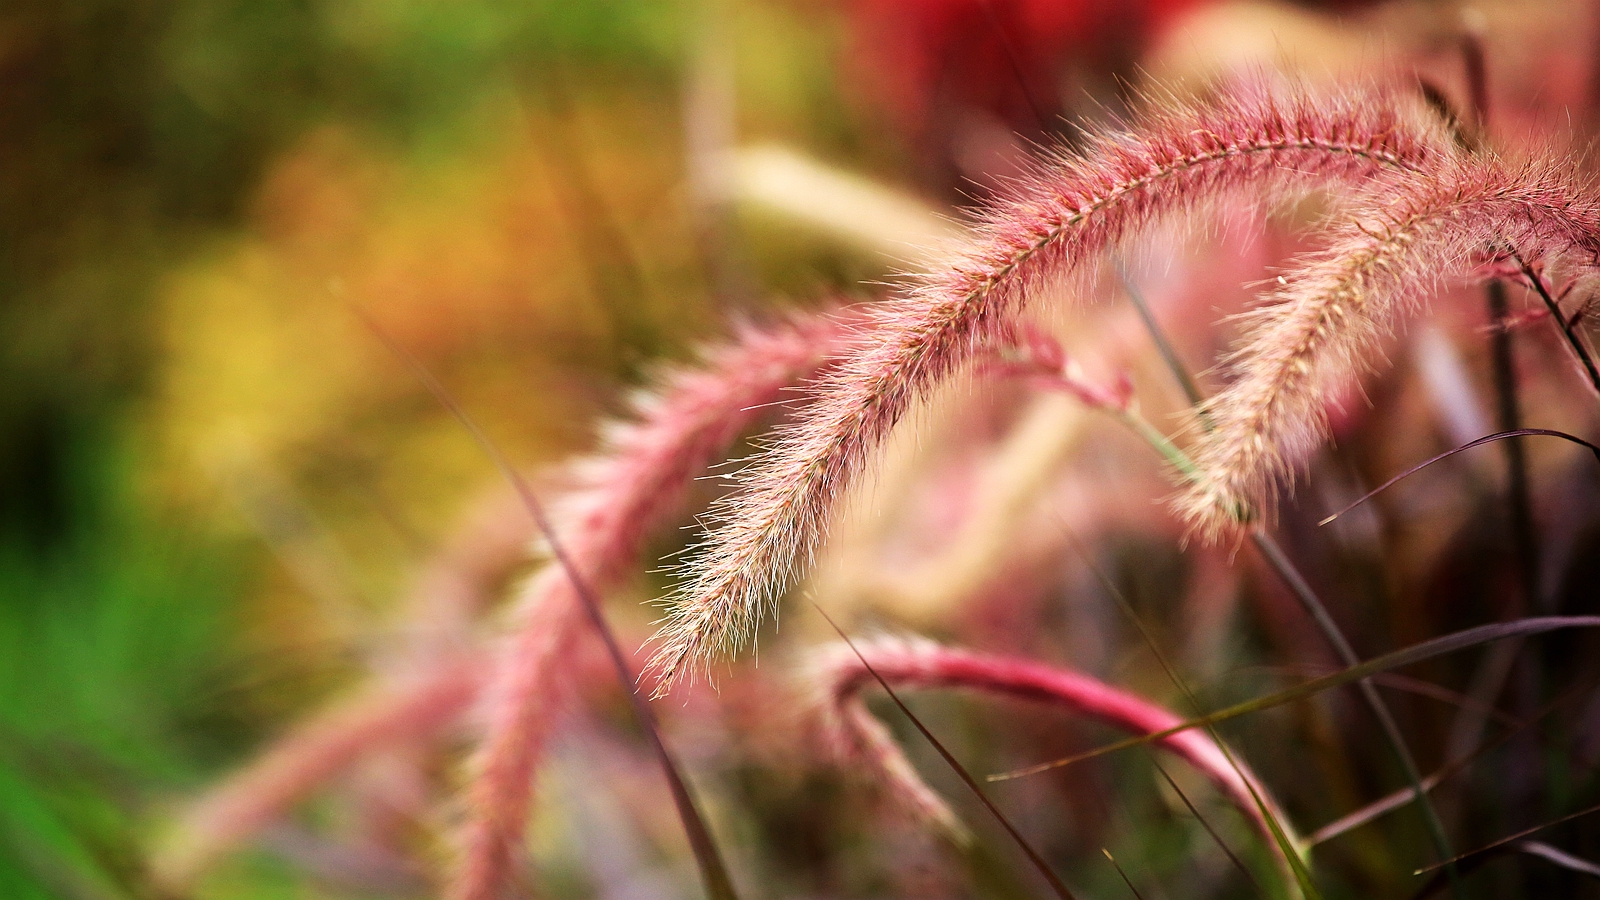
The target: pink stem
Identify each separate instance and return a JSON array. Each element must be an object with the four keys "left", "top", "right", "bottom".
[
  {"left": 153, "top": 660, "right": 482, "bottom": 891},
  {"left": 813, "top": 636, "right": 1299, "bottom": 855}
]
